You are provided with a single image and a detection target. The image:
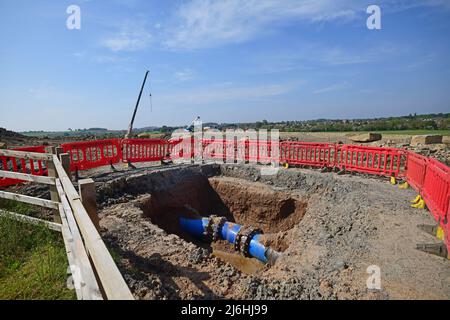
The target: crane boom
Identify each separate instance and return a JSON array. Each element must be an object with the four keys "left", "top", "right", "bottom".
[{"left": 125, "top": 70, "right": 149, "bottom": 139}]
